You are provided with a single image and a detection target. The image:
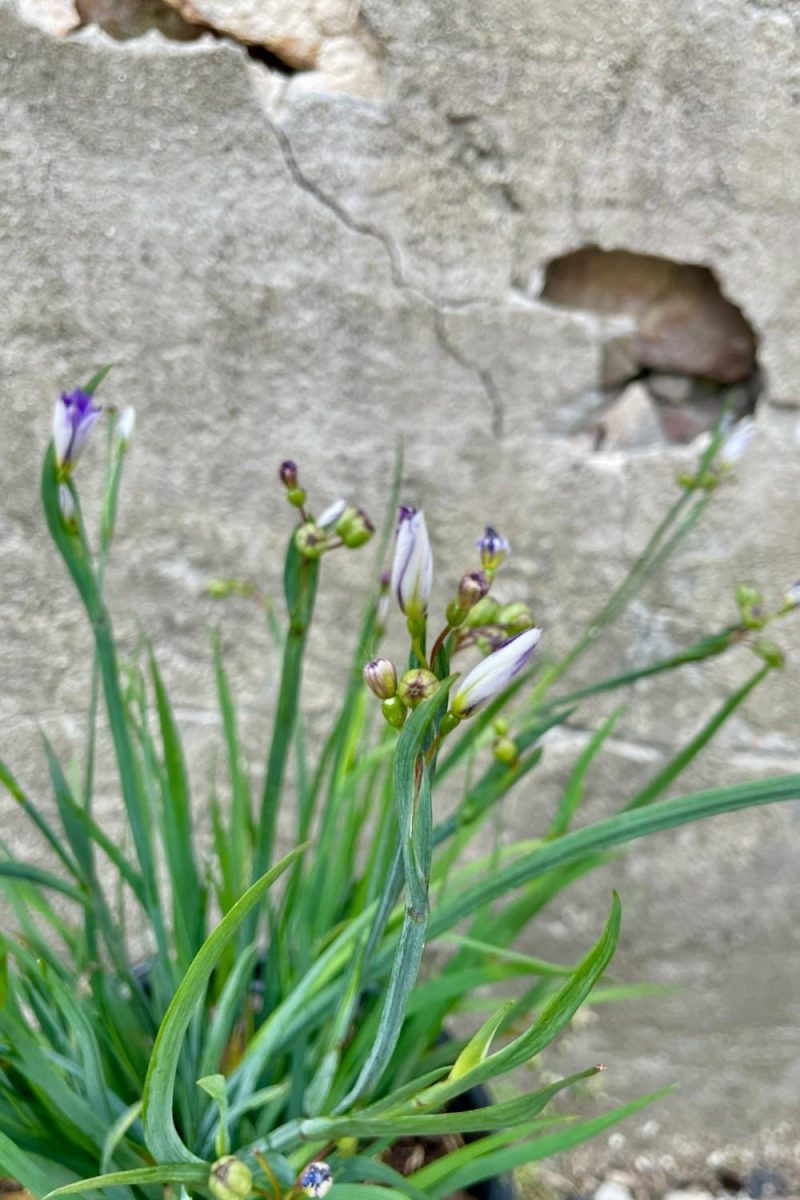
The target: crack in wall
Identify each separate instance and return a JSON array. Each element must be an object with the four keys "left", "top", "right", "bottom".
[
  {"left": 433, "top": 311, "right": 504, "bottom": 437},
  {"left": 261, "top": 105, "right": 506, "bottom": 439}
]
